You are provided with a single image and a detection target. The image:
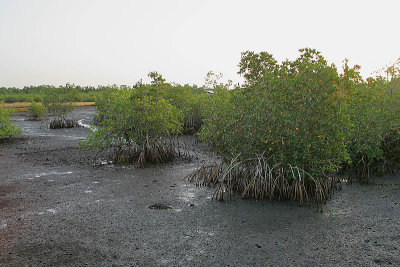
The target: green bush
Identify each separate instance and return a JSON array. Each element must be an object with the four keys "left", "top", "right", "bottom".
[
  {"left": 28, "top": 102, "right": 47, "bottom": 118},
  {"left": 382, "top": 127, "right": 400, "bottom": 172},
  {"left": 0, "top": 106, "right": 21, "bottom": 139},
  {"left": 43, "top": 84, "right": 77, "bottom": 118},
  {"left": 82, "top": 87, "right": 183, "bottom": 166},
  {"left": 195, "top": 49, "right": 350, "bottom": 207},
  {"left": 160, "top": 84, "right": 207, "bottom": 134},
  {"left": 344, "top": 60, "right": 400, "bottom": 180}
]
